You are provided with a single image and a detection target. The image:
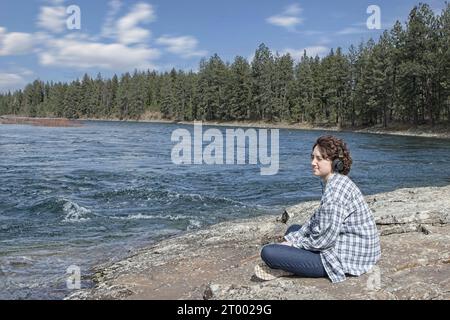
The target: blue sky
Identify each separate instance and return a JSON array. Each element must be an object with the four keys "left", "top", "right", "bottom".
[{"left": 0, "top": 0, "right": 446, "bottom": 92}]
